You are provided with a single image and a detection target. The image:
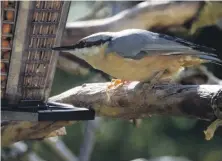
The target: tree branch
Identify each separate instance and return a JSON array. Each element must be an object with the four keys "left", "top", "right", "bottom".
[
  {"left": 44, "top": 138, "right": 78, "bottom": 161},
  {"left": 79, "top": 117, "right": 101, "bottom": 161},
  {"left": 11, "top": 142, "right": 46, "bottom": 161},
  {"left": 2, "top": 83, "right": 222, "bottom": 146},
  {"left": 1, "top": 121, "right": 73, "bottom": 147},
  {"left": 62, "top": 1, "right": 201, "bottom": 45},
  {"left": 49, "top": 82, "right": 222, "bottom": 121}
]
